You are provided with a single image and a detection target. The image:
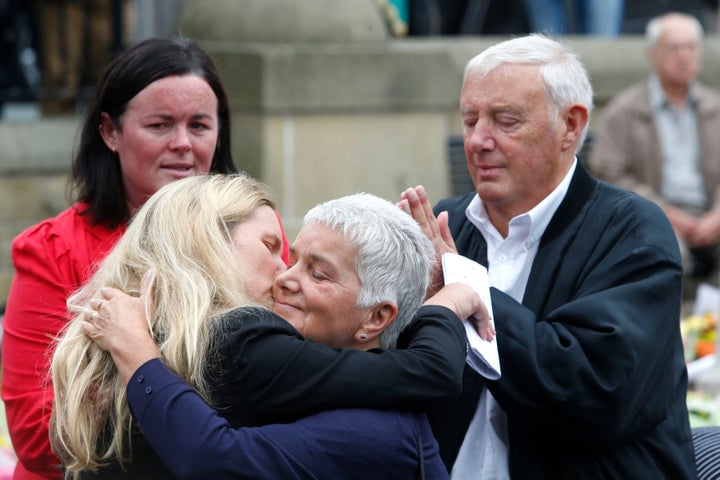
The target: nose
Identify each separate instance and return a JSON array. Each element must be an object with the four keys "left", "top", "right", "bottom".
[
  {"left": 274, "top": 264, "right": 300, "bottom": 293},
  {"left": 465, "top": 121, "right": 495, "bottom": 153},
  {"left": 169, "top": 126, "right": 192, "bottom": 152}
]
